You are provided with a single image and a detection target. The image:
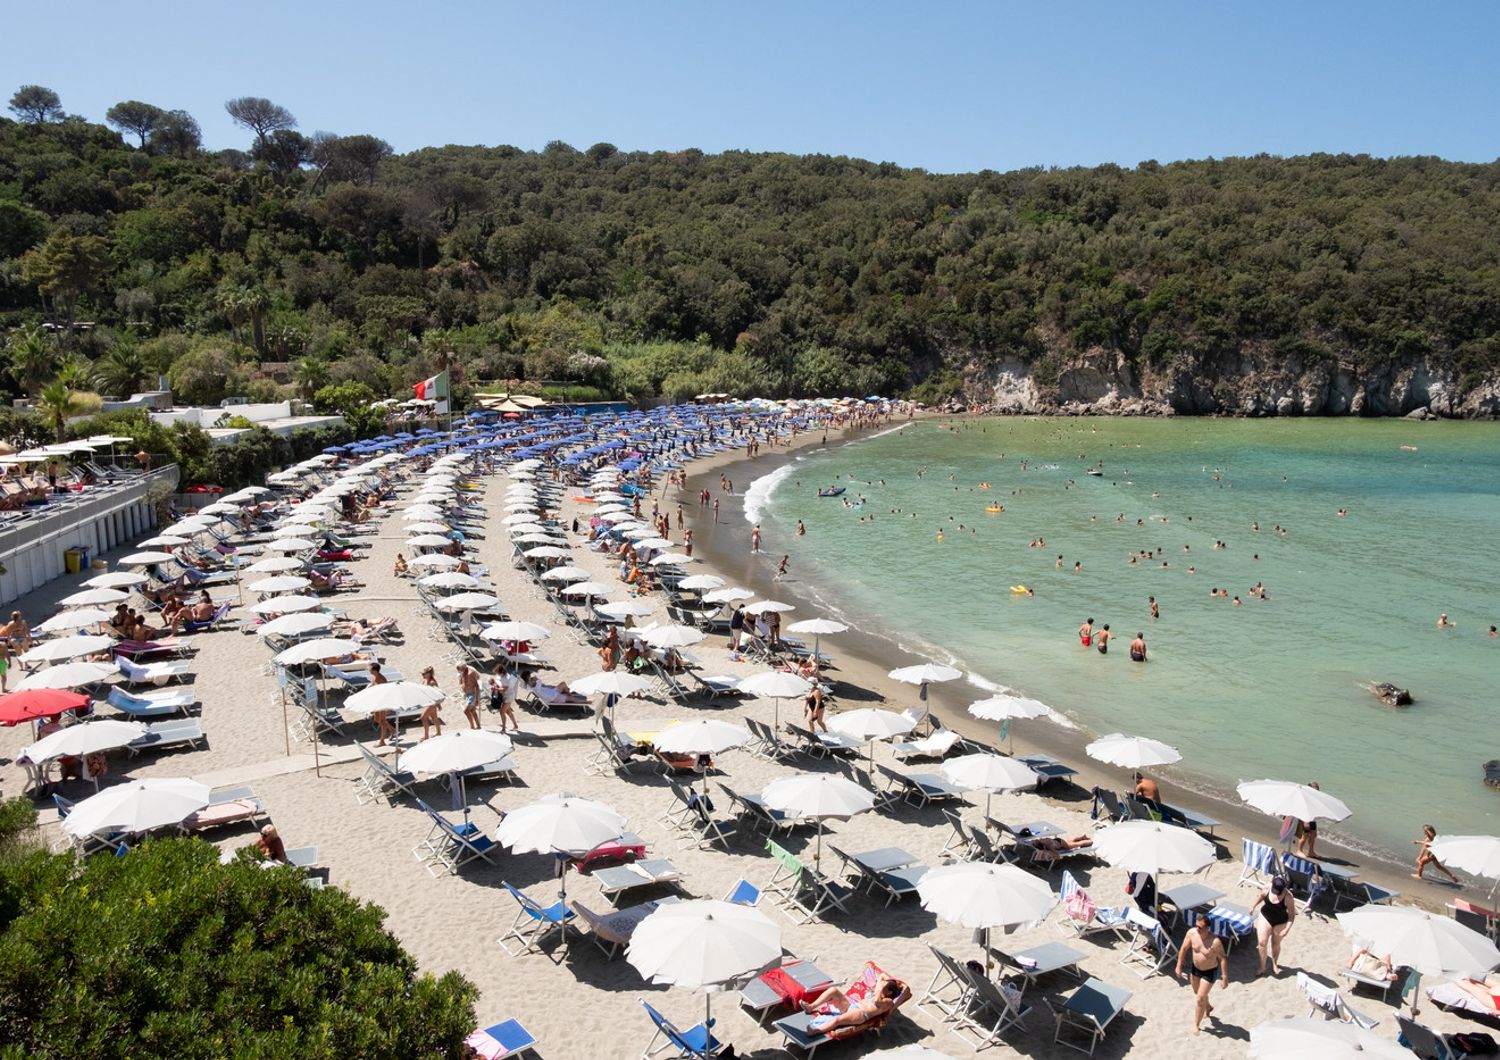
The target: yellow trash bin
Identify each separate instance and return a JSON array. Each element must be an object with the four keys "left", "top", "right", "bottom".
[{"left": 64, "top": 548, "right": 82, "bottom": 574}]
